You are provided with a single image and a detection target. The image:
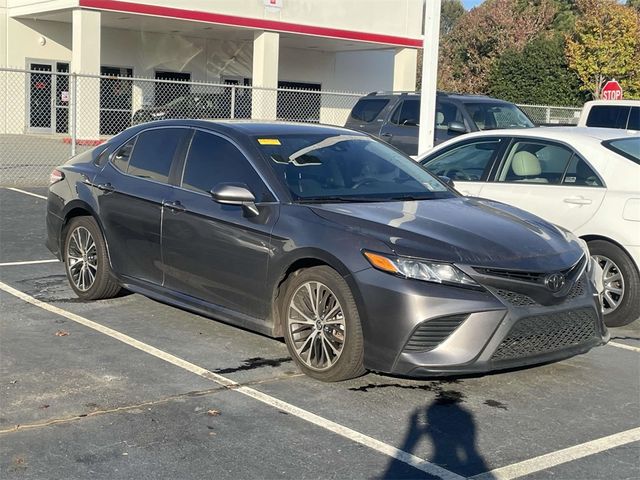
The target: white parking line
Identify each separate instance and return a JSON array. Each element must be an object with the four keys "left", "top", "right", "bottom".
[
  {"left": 471, "top": 426, "right": 640, "bottom": 480},
  {"left": 608, "top": 341, "right": 640, "bottom": 353},
  {"left": 5, "top": 187, "right": 47, "bottom": 200},
  {"left": 0, "top": 280, "right": 463, "bottom": 480},
  {"left": 0, "top": 259, "right": 59, "bottom": 267},
  {"left": 2, "top": 279, "right": 638, "bottom": 480}
]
